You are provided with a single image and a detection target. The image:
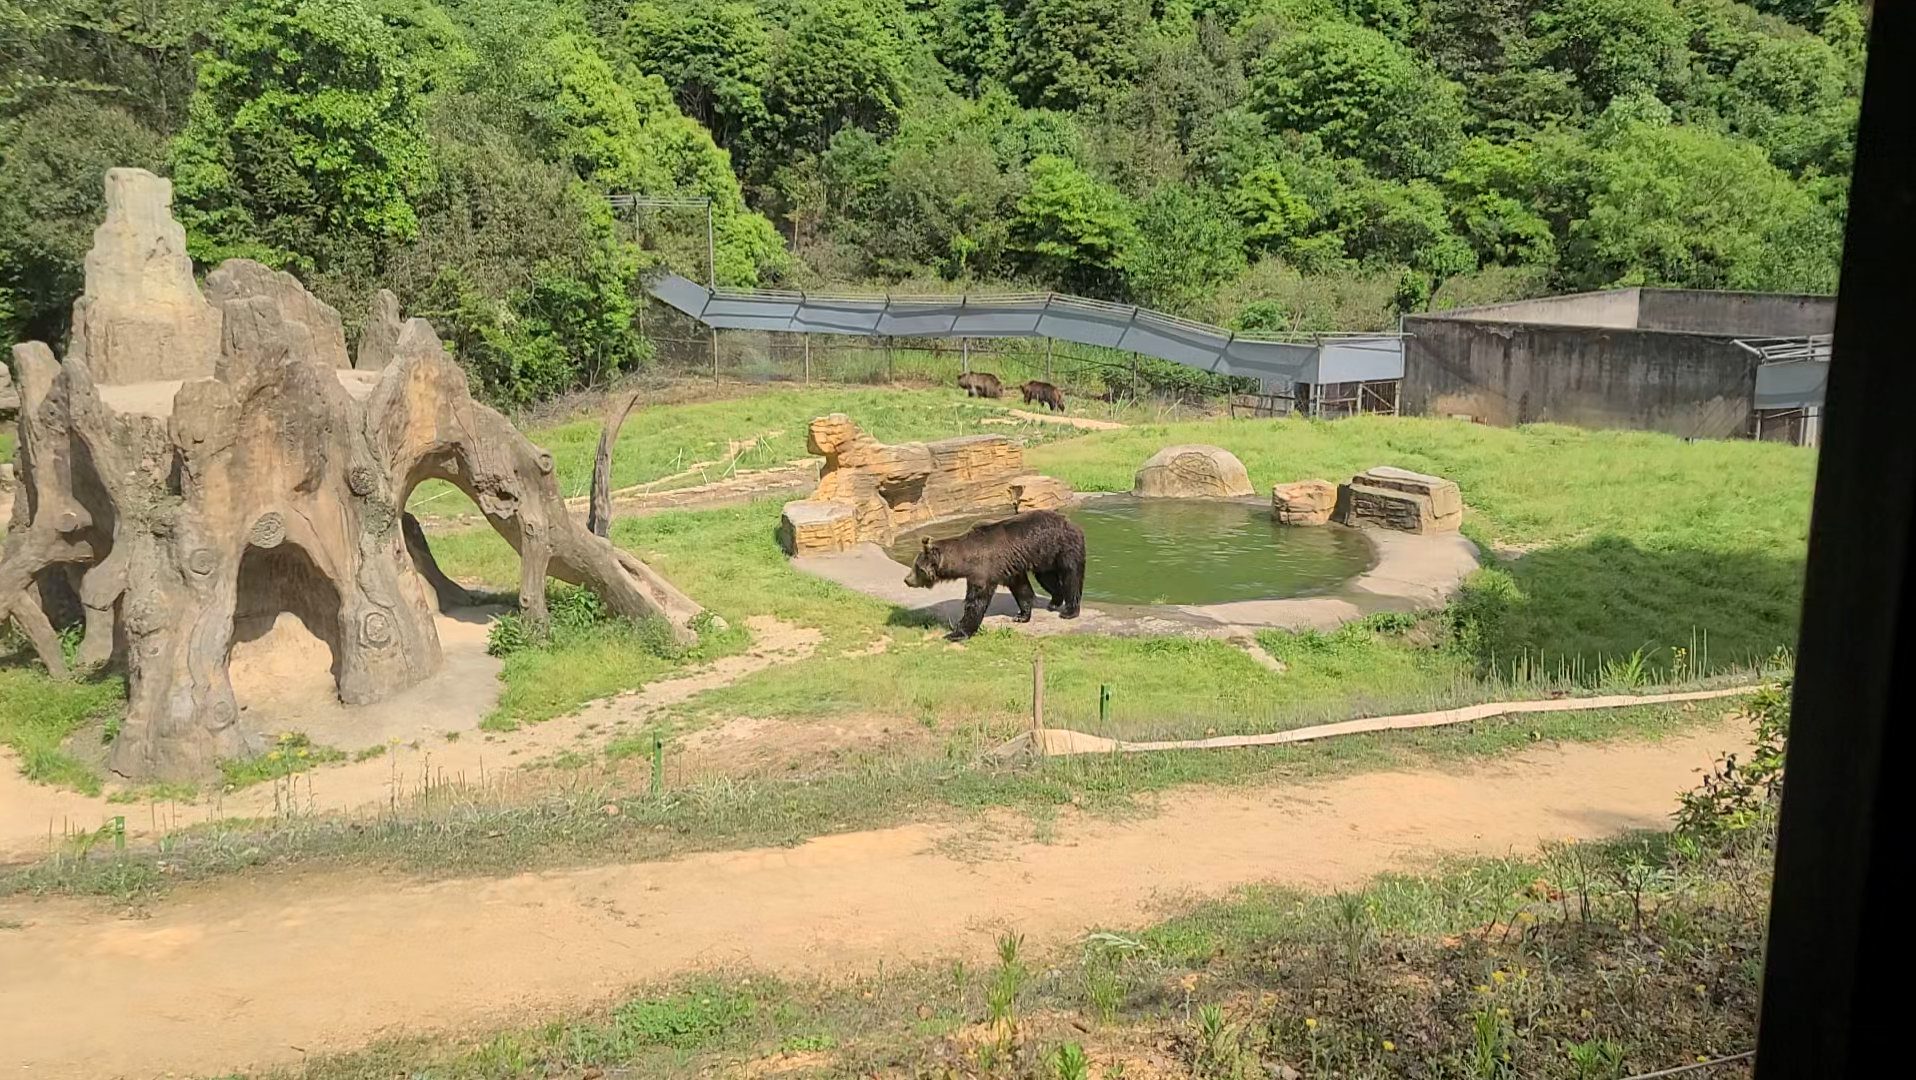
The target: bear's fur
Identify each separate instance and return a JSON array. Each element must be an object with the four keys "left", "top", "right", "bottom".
[
  {"left": 1021, "top": 380, "right": 1065, "bottom": 412},
  {"left": 957, "top": 372, "right": 1004, "bottom": 398},
  {"left": 903, "top": 509, "right": 1086, "bottom": 640}
]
